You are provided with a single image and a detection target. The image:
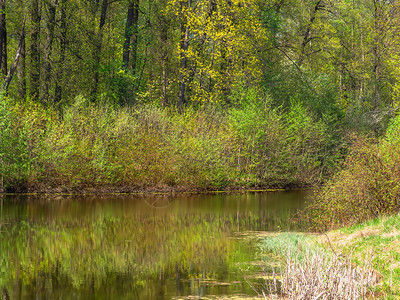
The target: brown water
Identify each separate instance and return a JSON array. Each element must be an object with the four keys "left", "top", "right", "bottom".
[{"left": 0, "top": 191, "right": 309, "bottom": 299}]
